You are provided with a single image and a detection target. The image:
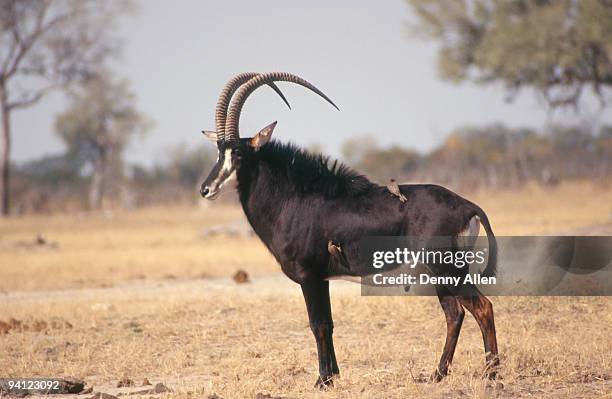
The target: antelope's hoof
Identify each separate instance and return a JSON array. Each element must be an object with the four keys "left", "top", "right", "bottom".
[
  {"left": 430, "top": 369, "right": 447, "bottom": 383},
  {"left": 485, "top": 379, "right": 504, "bottom": 389},
  {"left": 314, "top": 375, "right": 334, "bottom": 389}
]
